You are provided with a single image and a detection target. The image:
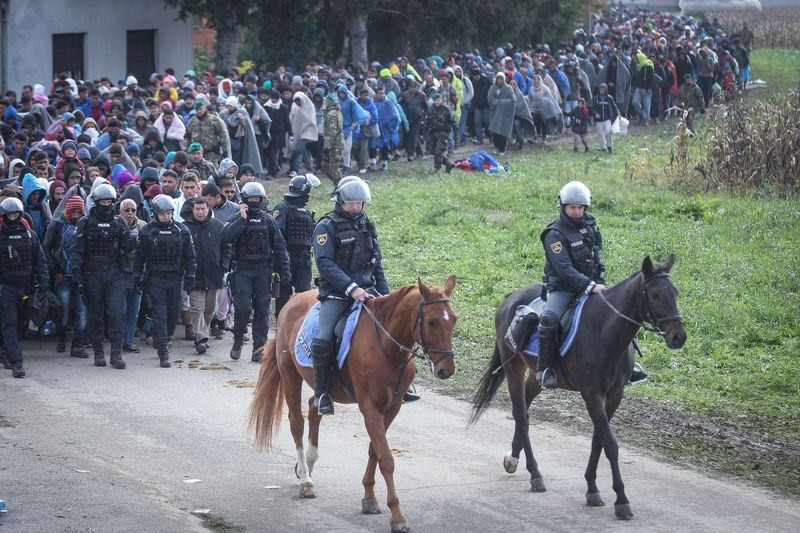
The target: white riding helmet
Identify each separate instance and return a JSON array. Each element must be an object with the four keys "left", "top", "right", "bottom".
[{"left": 558, "top": 181, "right": 591, "bottom": 207}]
